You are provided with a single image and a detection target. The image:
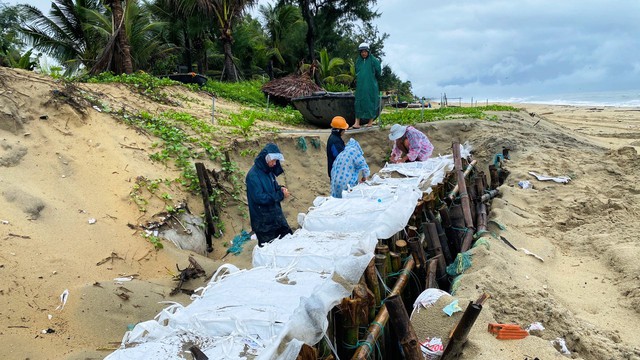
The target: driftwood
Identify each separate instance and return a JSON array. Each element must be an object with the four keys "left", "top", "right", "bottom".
[{"left": 170, "top": 256, "right": 206, "bottom": 296}]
